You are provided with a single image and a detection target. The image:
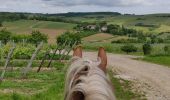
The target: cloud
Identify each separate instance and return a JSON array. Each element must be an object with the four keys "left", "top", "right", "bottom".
[
  {"left": 42, "top": 0, "right": 151, "bottom": 7},
  {"left": 0, "top": 0, "right": 170, "bottom": 14}
]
